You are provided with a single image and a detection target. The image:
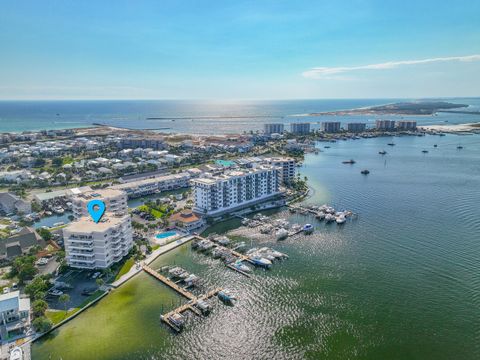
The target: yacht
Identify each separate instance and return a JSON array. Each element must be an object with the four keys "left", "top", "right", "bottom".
[
  {"left": 276, "top": 228, "right": 288, "bottom": 240},
  {"left": 361, "top": 169, "right": 370, "bottom": 175},
  {"left": 303, "top": 224, "right": 314, "bottom": 234},
  {"left": 422, "top": 150, "right": 429, "bottom": 153},
  {"left": 457, "top": 145, "right": 463, "bottom": 149},
  {"left": 378, "top": 150, "right": 387, "bottom": 155}
]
